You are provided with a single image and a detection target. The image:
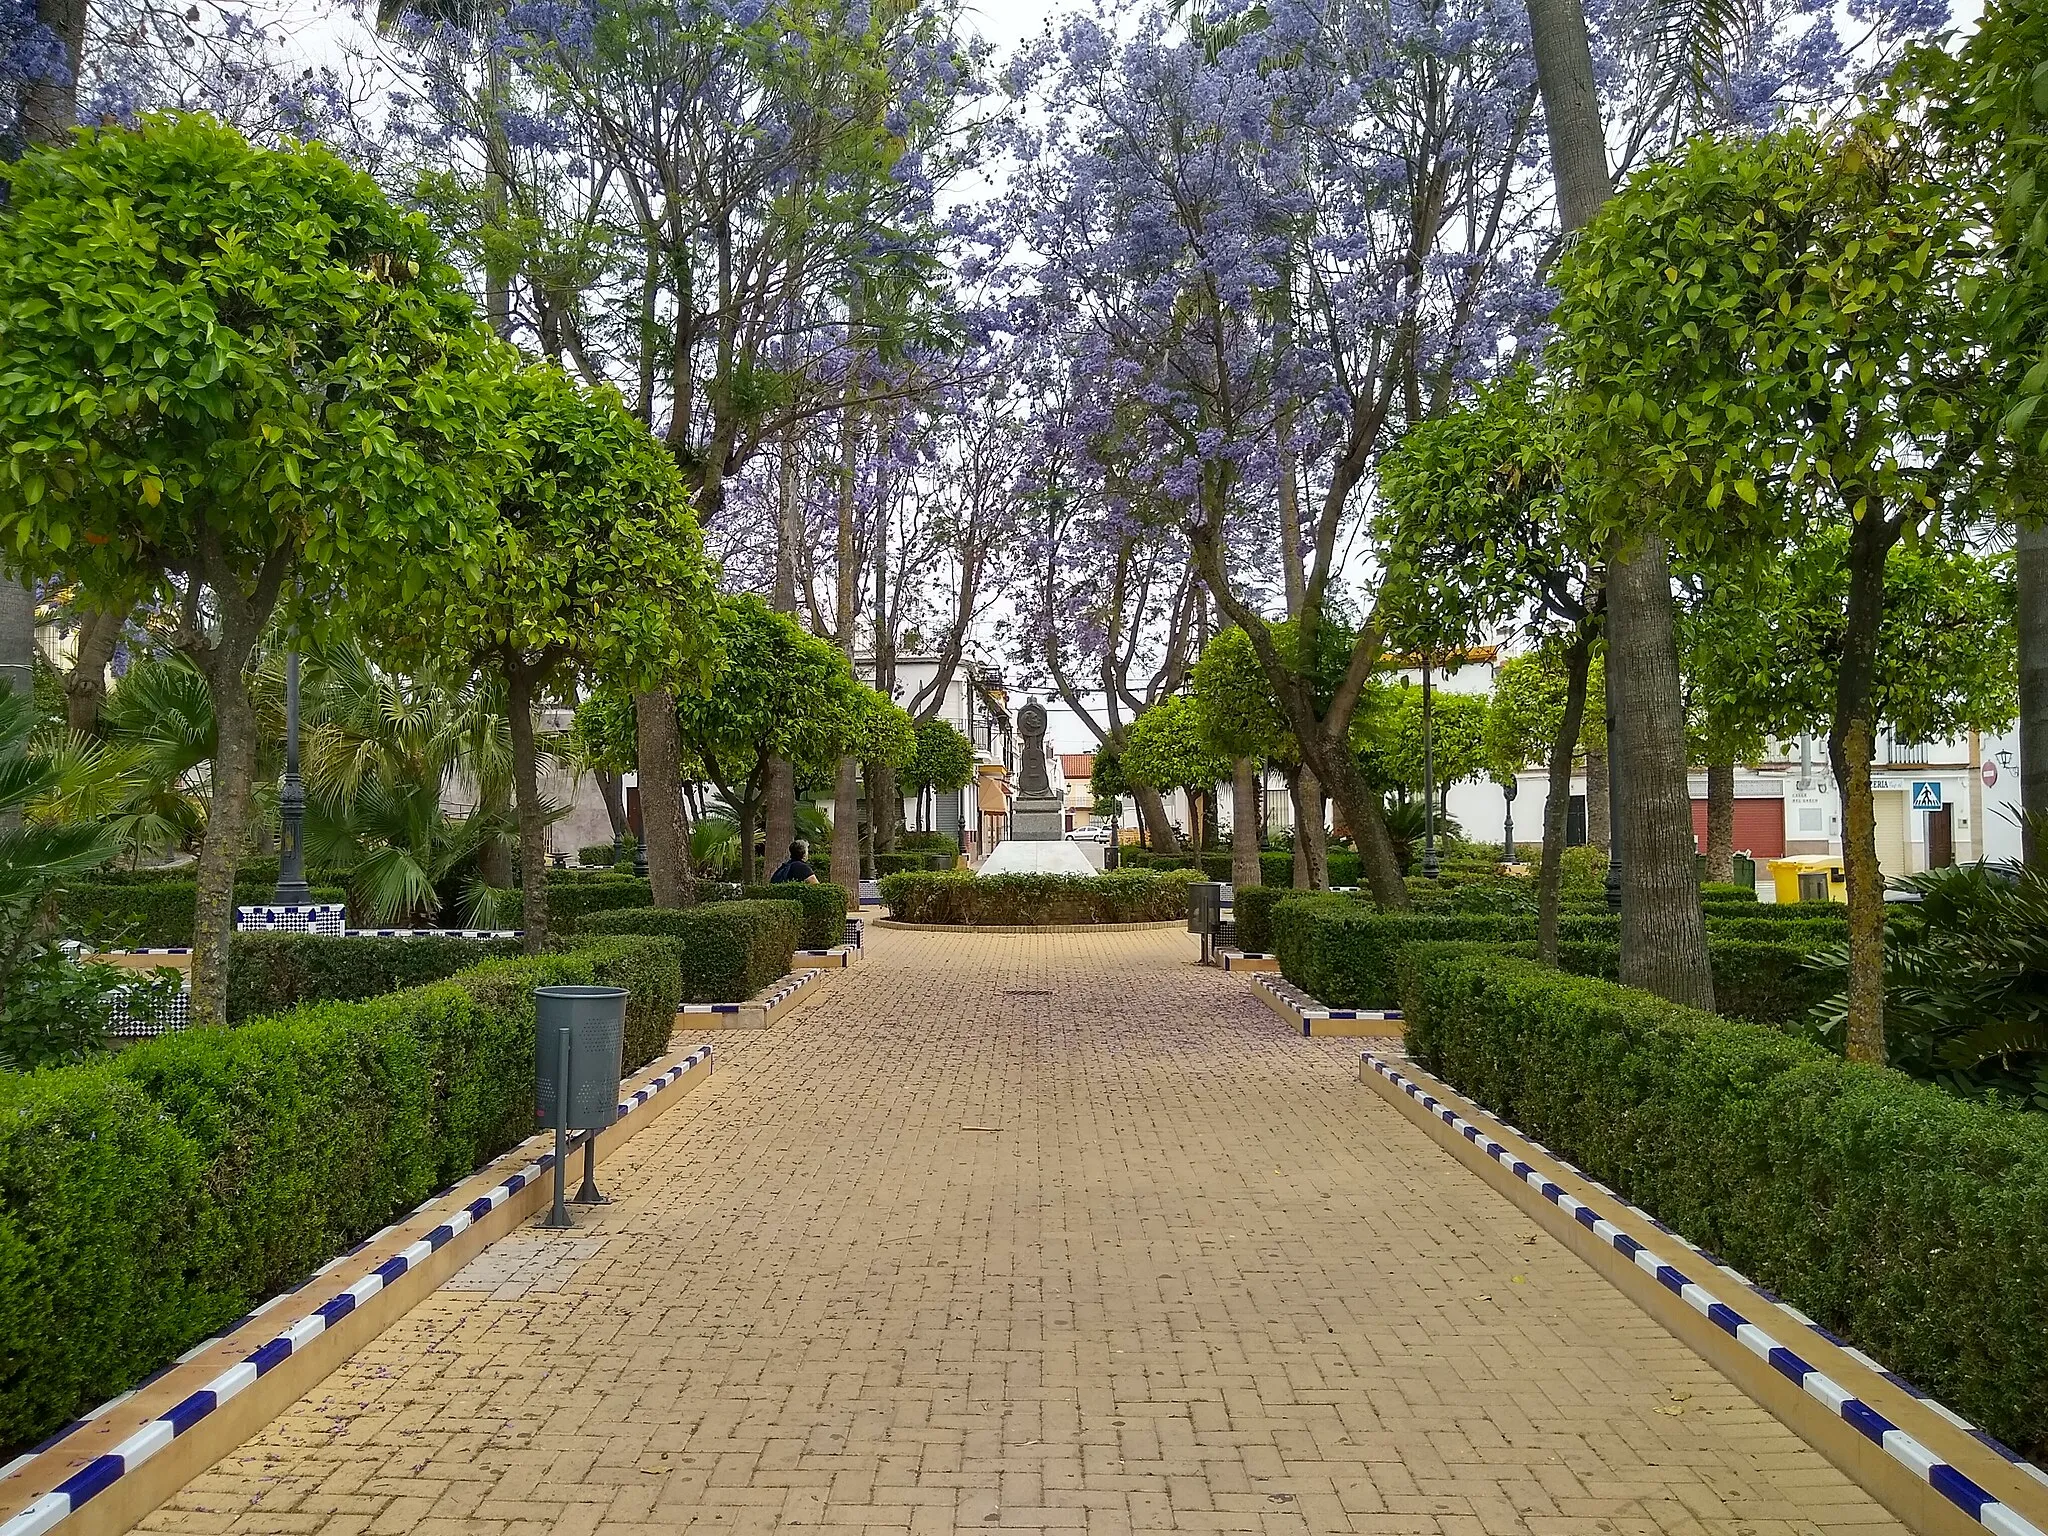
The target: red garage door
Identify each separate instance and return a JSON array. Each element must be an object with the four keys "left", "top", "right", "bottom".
[{"left": 1691, "top": 798, "right": 1786, "bottom": 858}]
